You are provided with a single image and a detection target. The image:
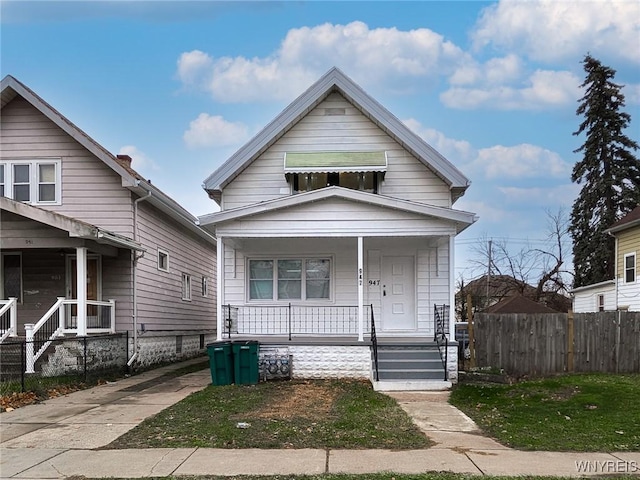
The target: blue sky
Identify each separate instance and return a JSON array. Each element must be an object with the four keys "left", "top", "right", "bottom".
[{"left": 2, "top": 0, "right": 639, "bottom": 283}]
